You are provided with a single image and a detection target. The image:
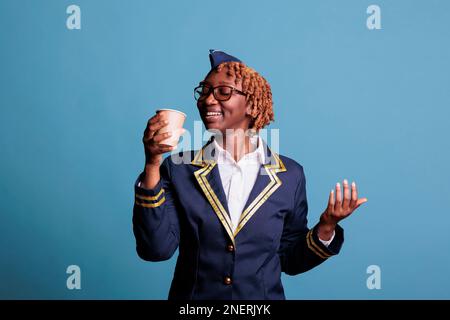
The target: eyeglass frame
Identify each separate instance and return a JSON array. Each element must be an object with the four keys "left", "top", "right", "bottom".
[{"left": 194, "top": 81, "right": 247, "bottom": 102}]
